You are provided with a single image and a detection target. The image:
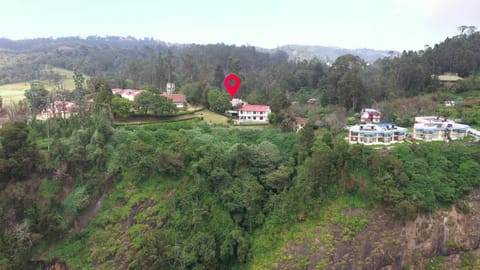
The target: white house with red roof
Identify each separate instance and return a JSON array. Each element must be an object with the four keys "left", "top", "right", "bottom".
[
  {"left": 238, "top": 104, "right": 271, "bottom": 123},
  {"left": 112, "top": 88, "right": 146, "bottom": 101},
  {"left": 161, "top": 93, "right": 187, "bottom": 108}
]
